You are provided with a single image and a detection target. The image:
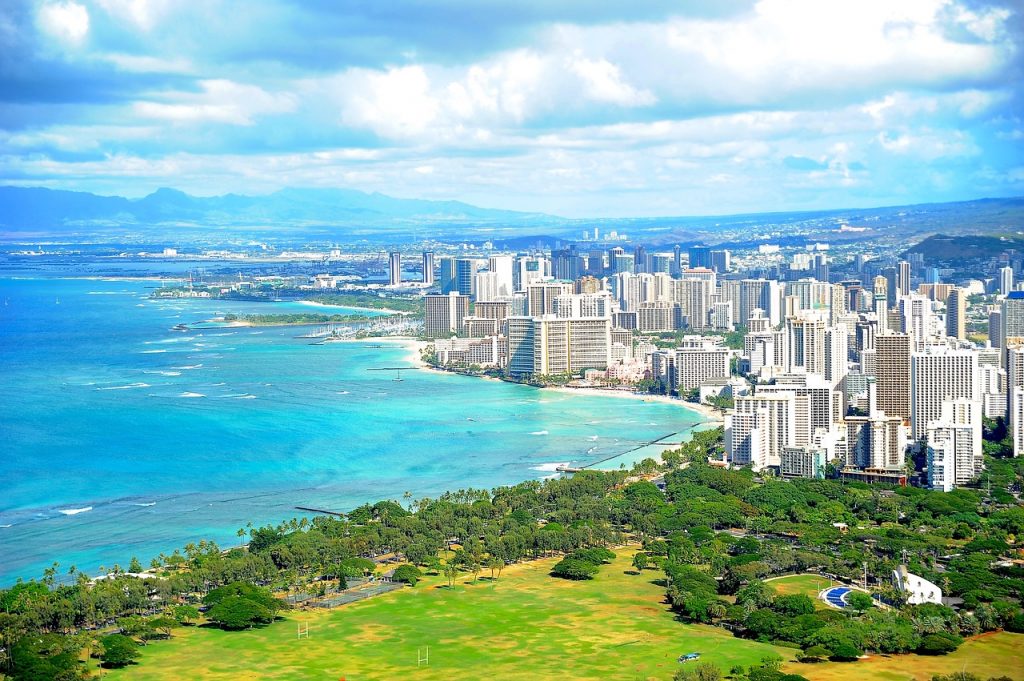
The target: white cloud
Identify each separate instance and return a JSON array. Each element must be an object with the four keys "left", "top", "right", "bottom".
[
  {"left": 95, "top": 0, "right": 172, "bottom": 31},
  {"left": 133, "top": 80, "right": 297, "bottom": 125},
  {"left": 340, "top": 66, "right": 440, "bottom": 138},
  {"left": 37, "top": 1, "right": 89, "bottom": 47},
  {"left": 567, "top": 55, "right": 655, "bottom": 107}
]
